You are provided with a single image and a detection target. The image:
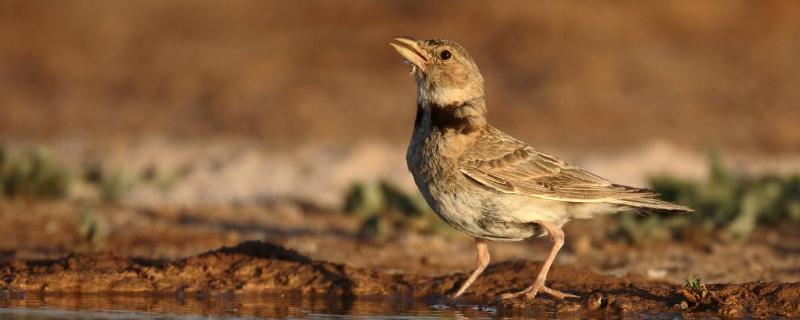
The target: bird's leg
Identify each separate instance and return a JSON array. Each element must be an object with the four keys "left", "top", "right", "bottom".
[
  {"left": 499, "top": 221, "right": 578, "bottom": 300},
  {"left": 450, "top": 238, "right": 490, "bottom": 299}
]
